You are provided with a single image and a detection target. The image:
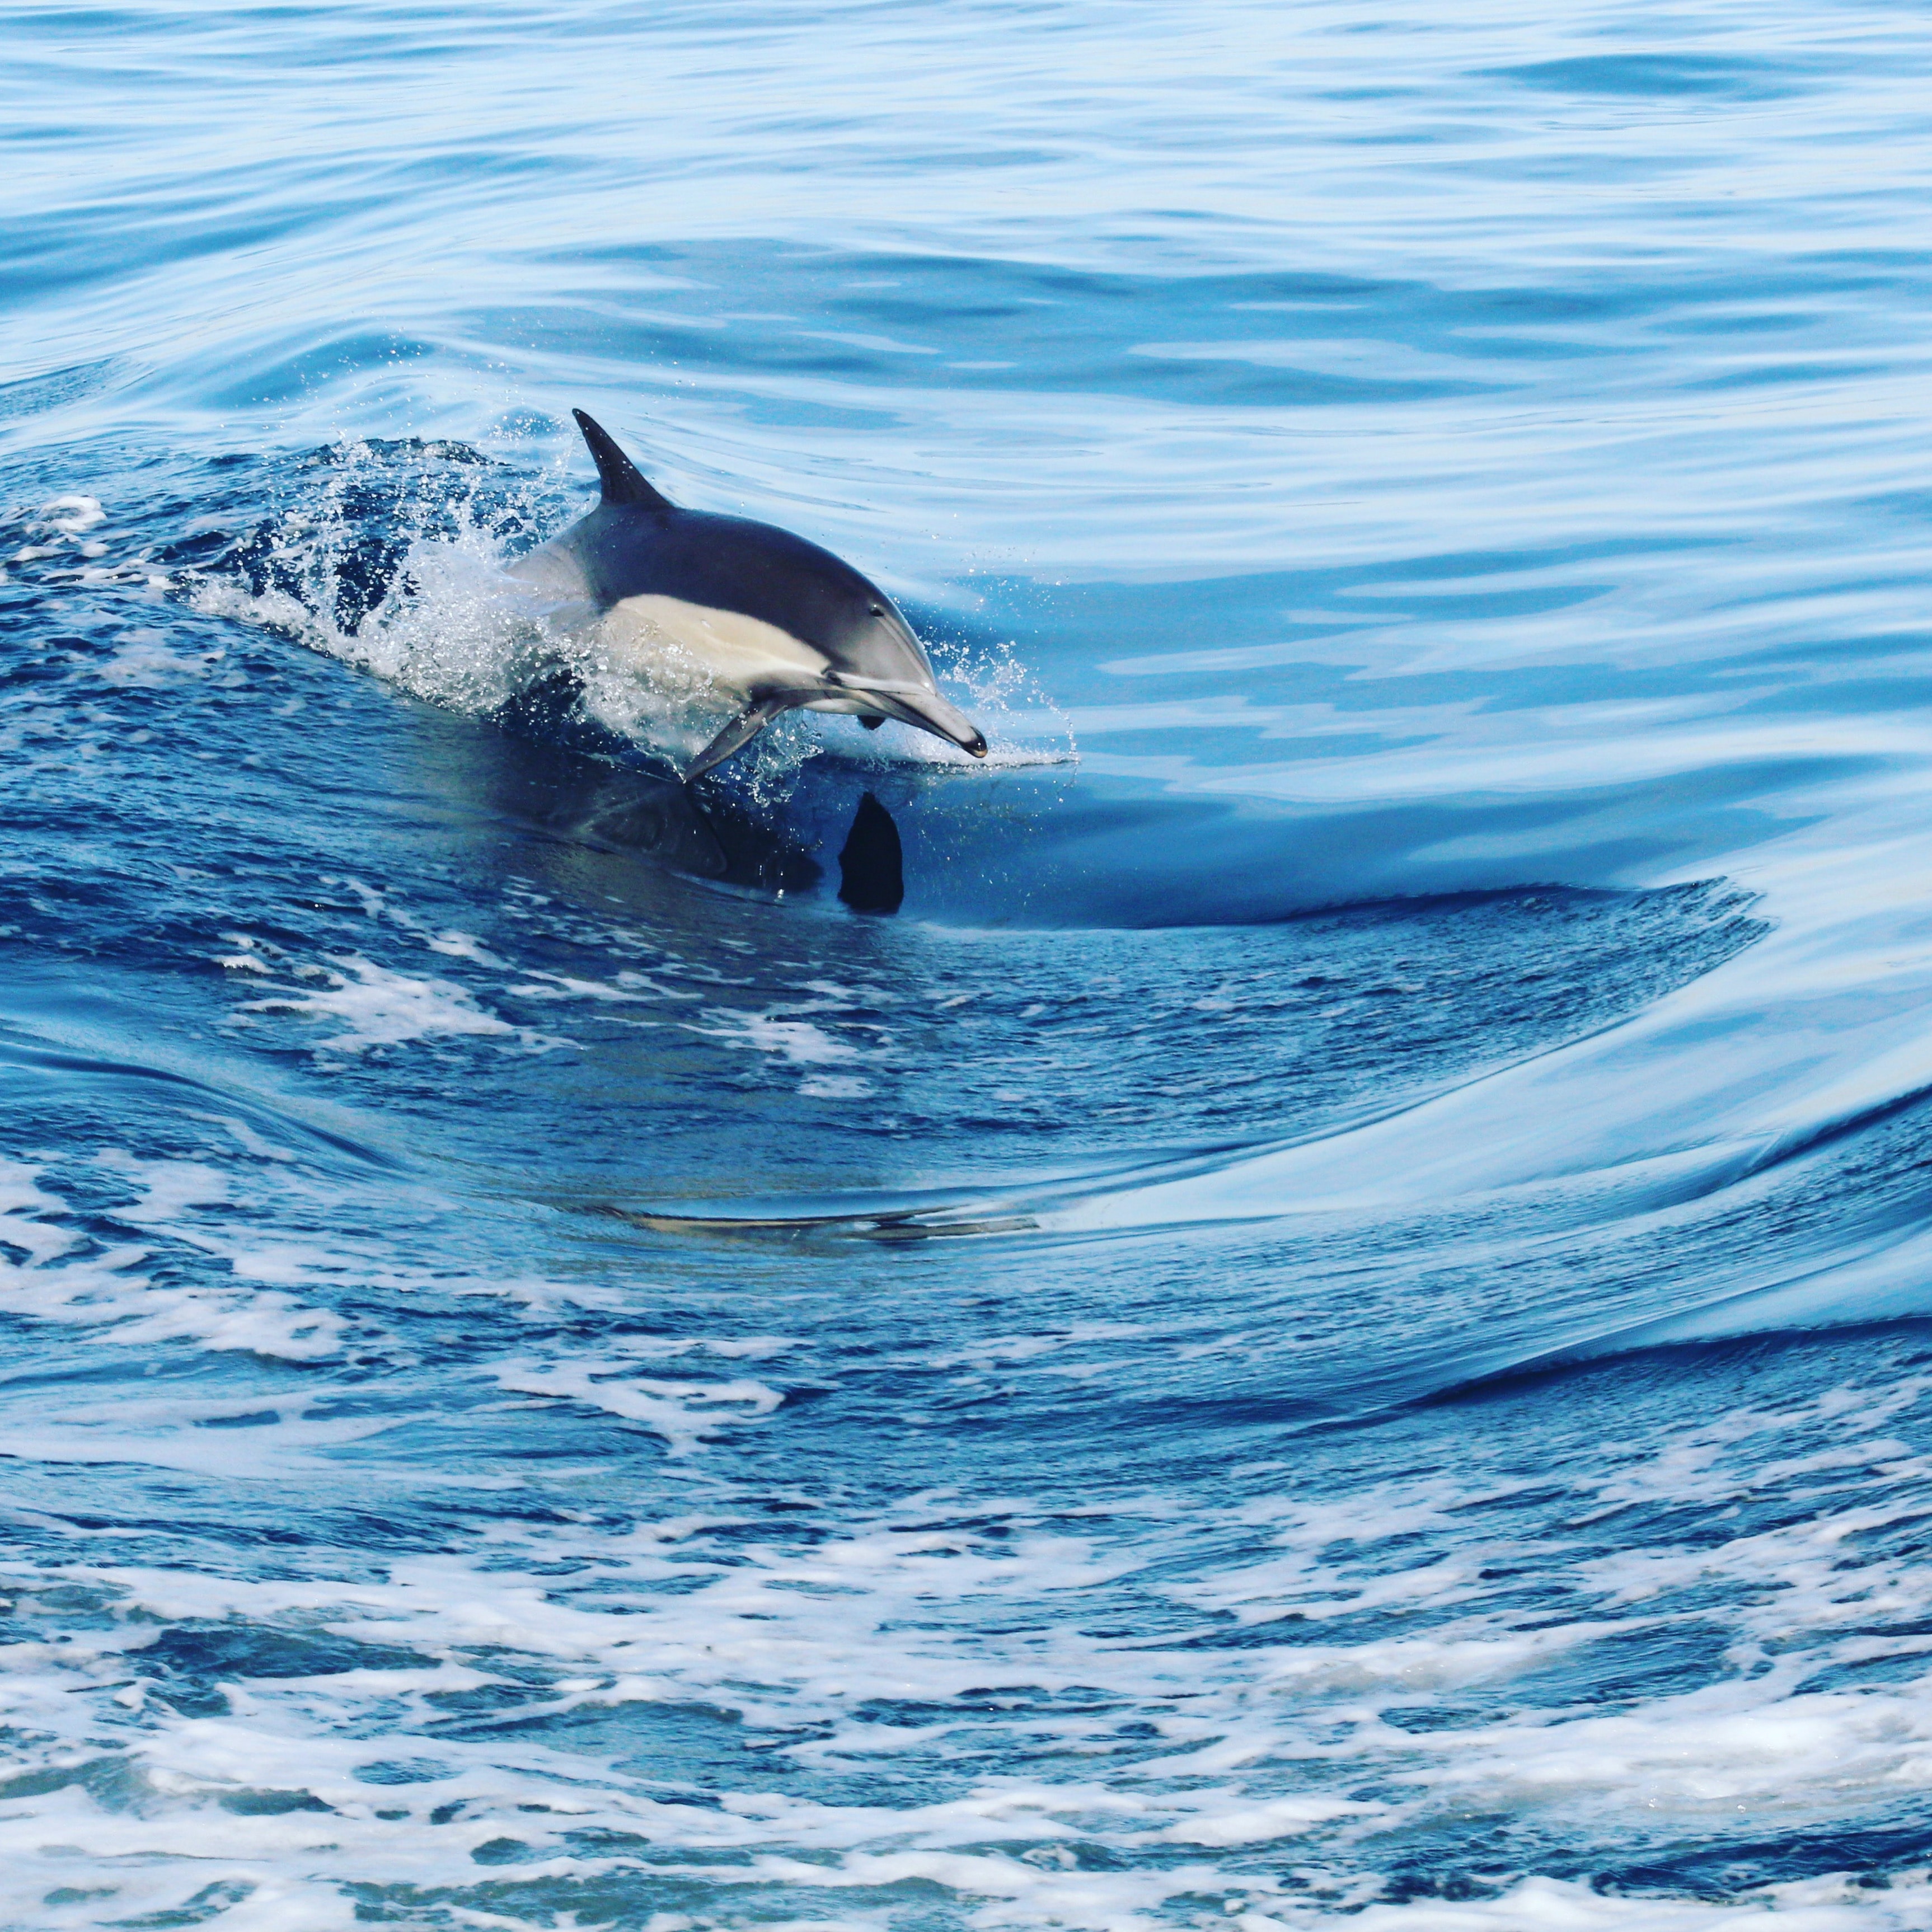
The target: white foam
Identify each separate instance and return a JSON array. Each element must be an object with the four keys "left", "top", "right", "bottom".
[
  {"left": 1161, "top": 1793, "right": 1385, "bottom": 1846},
  {"left": 1238, "top": 1875, "right": 1932, "bottom": 1931},
  {"left": 1407, "top": 1682, "right": 1932, "bottom": 1816},
  {"left": 799, "top": 1072, "right": 875, "bottom": 1097},
  {"left": 0, "top": 1160, "right": 345, "bottom": 1362},
  {"left": 231, "top": 953, "right": 560, "bottom": 1055},
  {"left": 504, "top": 968, "right": 656, "bottom": 1002},
  {"left": 96, "top": 632, "right": 222, "bottom": 686},
  {"left": 0, "top": 1392, "right": 393, "bottom": 1479},
  {"left": 424, "top": 928, "right": 508, "bottom": 966},
  {"left": 0, "top": 1160, "right": 82, "bottom": 1264},
  {"left": 3, "top": 1387, "right": 1926, "bottom": 1930},
  {"left": 495, "top": 1357, "right": 785, "bottom": 1454},
  {"left": 693, "top": 1011, "right": 863, "bottom": 1064},
  {"left": 41, "top": 493, "right": 105, "bottom": 534}
]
